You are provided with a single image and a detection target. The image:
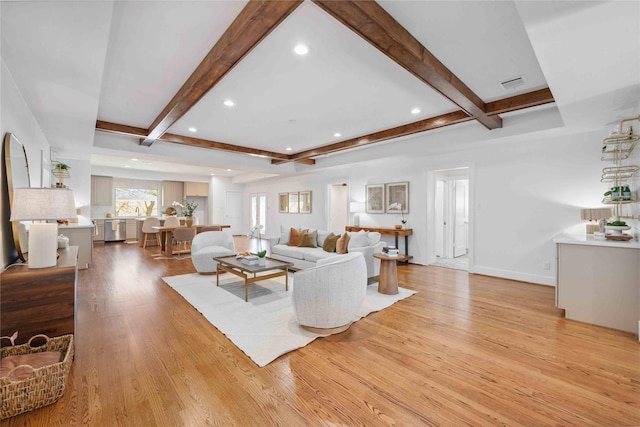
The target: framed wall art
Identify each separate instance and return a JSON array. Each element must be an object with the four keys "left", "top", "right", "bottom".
[
  {"left": 279, "top": 193, "right": 288, "bottom": 213},
  {"left": 288, "top": 192, "right": 299, "bottom": 213},
  {"left": 386, "top": 181, "right": 409, "bottom": 213},
  {"left": 299, "top": 191, "right": 312, "bottom": 214},
  {"left": 366, "top": 184, "right": 385, "bottom": 214}
]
